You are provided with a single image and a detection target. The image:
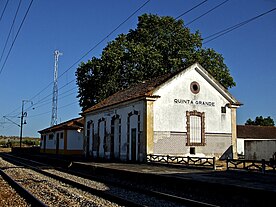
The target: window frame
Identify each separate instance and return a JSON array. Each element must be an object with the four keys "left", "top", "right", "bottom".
[
  {"left": 186, "top": 110, "right": 205, "bottom": 146},
  {"left": 221, "top": 106, "right": 227, "bottom": 114},
  {"left": 49, "top": 134, "right": 54, "bottom": 140}
]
